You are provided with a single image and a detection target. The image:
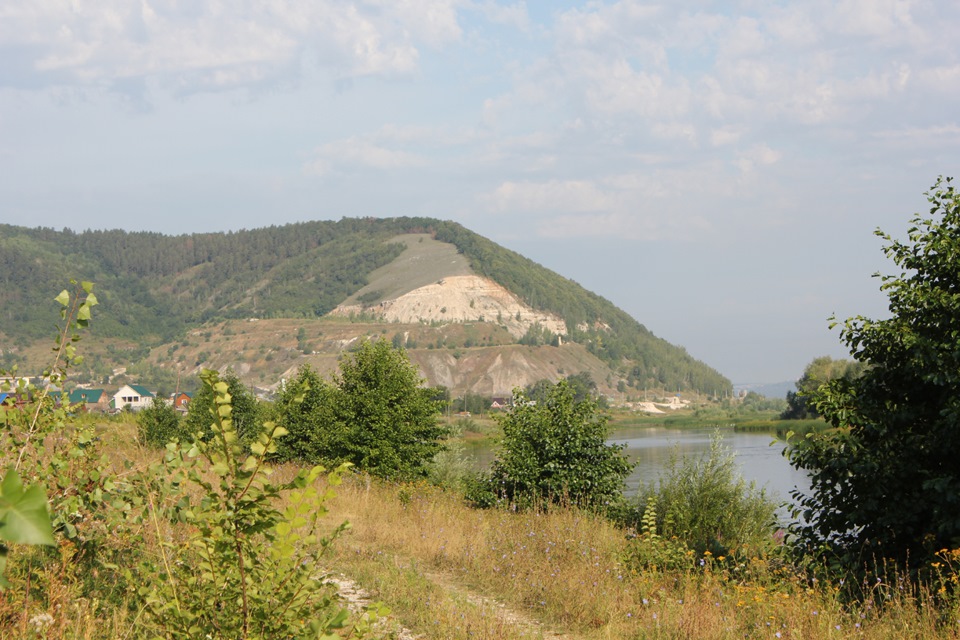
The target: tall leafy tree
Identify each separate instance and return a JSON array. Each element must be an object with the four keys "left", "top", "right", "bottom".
[
  {"left": 485, "top": 380, "right": 632, "bottom": 510},
  {"left": 780, "top": 356, "right": 866, "bottom": 419},
  {"left": 273, "top": 364, "right": 336, "bottom": 462},
  {"left": 136, "top": 396, "right": 185, "bottom": 448},
  {"left": 274, "top": 340, "right": 446, "bottom": 480},
  {"left": 789, "top": 177, "right": 960, "bottom": 577},
  {"left": 330, "top": 339, "right": 446, "bottom": 480}
]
